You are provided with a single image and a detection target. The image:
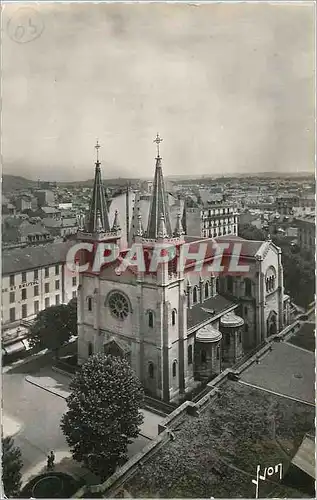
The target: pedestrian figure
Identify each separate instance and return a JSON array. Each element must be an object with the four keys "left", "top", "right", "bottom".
[
  {"left": 47, "top": 454, "right": 53, "bottom": 470},
  {"left": 50, "top": 451, "right": 55, "bottom": 468}
]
